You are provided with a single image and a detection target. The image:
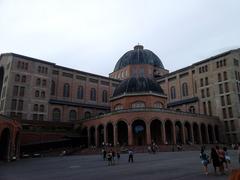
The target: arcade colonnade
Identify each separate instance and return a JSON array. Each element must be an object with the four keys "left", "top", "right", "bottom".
[{"left": 82, "top": 118, "right": 220, "bottom": 147}]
